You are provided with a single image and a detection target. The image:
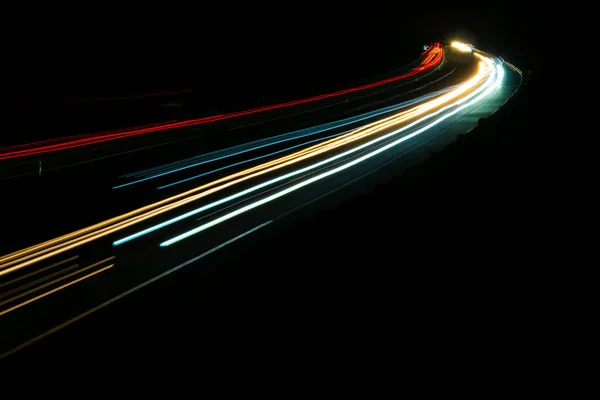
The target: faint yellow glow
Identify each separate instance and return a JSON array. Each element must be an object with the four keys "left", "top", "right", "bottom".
[{"left": 0, "top": 257, "right": 115, "bottom": 316}]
